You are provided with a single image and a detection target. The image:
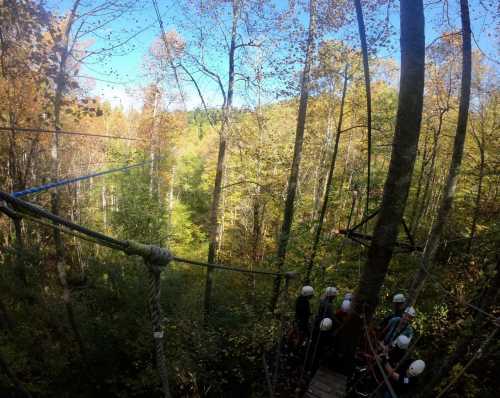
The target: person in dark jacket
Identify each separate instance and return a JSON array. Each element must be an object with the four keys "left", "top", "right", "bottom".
[
  {"left": 383, "top": 359, "right": 425, "bottom": 397},
  {"left": 386, "top": 334, "right": 411, "bottom": 369},
  {"left": 383, "top": 306, "right": 416, "bottom": 346},
  {"left": 294, "top": 285, "right": 315, "bottom": 340},
  {"left": 379, "top": 293, "right": 407, "bottom": 333},
  {"left": 314, "top": 286, "right": 338, "bottom": 329}
]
